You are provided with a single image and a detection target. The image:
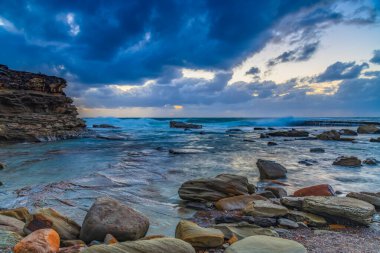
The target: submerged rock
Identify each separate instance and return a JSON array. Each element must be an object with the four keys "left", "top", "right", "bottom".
[
  {"left": 267, "top": 130, "right": 309, "bottom": 137},
  {"left": 370, "top": 137, "right": 380, "bottom": 142},
  {"left": 92, "top": 124, "right": 118, "bottom": 129},
  {"left": 363, "top": 158, "right": 378, "bottom": 165},
  {"left": 357, "top": 124, "right": 380, "bottom": 134},
  {"left": 316, "top": 130, "right": 340, "bottom": 140},
  {"left": 310, "top": 148, "right": 325, "bottom": 153},
  {"left": 256, "top": 159, "right": 287, "bottom": 179},
  {"left": 293, "top": 184, "right": 335, "bottom": 197},
  {"left": 298, "top": 159, "right": 318, "bottom": 166},
  {"left": 169, "top": 148, "right": 205, "bottom": 154},
  {"left": 267, "top": 141, "right": 278, "bottom": 146},
  {"left": 0, "top": 162, "right": 5, "bottom": 170},
  {"left": 346, "top": 192, "right": 380, "bottom": 209},
  {"left": 170, "top": 121, "right": 202, "bottom": 129},
  {"left": 80, "top": 197, "right": 149, "bottom": 243},
  {"left": 225, "top": 235, "right": 307, "bottom": 253},
  {"left": 178, "top": 174, "right": 255, "bottom": 202},
  {"left": 14, "top": 228, "right": 60, "bottom": 253},
  {"left": 333, "top": 156, "right": 361, "bottom": 167},
  {"left": 243, "top": 200, "right": 288, "bottom": 218},
  {"left": 215, "top": 195, "right": 267, "bottom": 211}
]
